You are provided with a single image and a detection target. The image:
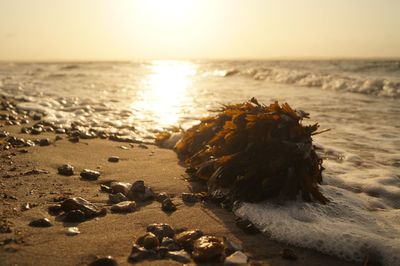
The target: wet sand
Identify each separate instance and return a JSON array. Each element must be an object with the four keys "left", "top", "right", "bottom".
[{"left": 0, "top": 108, "right": 355, "bottom": 265}]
